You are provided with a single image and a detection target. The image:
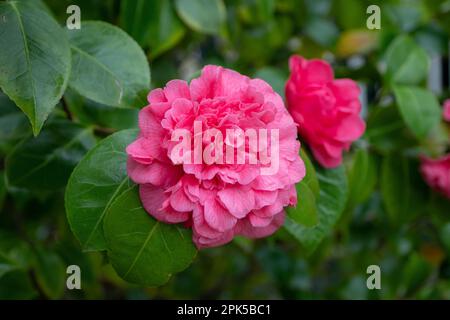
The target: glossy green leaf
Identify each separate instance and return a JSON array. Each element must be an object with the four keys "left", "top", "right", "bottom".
[
  {"left": 33, "top": 248, "right": 66, "bottom": 299},
  {"left": 174, "top": 0, "right": 226, "bottom": 35},
  {"left": 381, "top": 153, "right": 426, "bottom": 224},
  {"left": 0, "top": 1, "right": 71, "bottom": 135},
  {"left": 104, "top": 186, "right": 197, "bottom": 286},
  {"left": 385, "top": 35, "right": 429, "bottom": 85},
  {"left": 67, "top": 21, "right": 150, "bottom": 108},
  {"left": 284, "top": 166, "right": 348, "bottom": 254},
  {"left": 346, "top": 149, "right": 377, "bottom": 208},
  {"left": 66, "top": 129, "right": 138, "bottom": 251},
  {"left": 393, "top": 86, "right": 441, "bottom": 139},
  {"left": 5, "top": 118, "right": 95, "bottom": 191}
]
